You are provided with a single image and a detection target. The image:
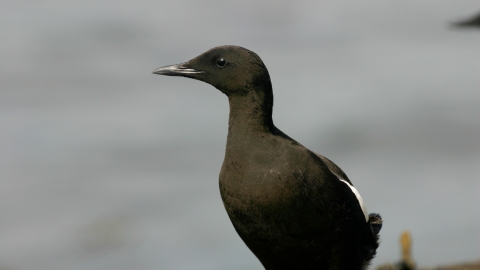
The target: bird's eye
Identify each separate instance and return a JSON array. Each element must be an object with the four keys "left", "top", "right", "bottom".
[{"left": 216, "top": 58, "right": 227, "bottom": 67}]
